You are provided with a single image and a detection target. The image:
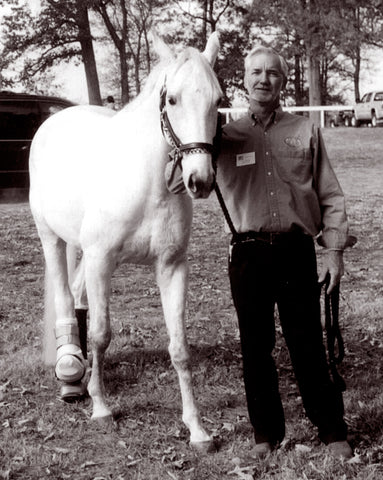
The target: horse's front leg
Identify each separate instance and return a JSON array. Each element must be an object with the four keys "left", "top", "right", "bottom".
[
  {"left": 156, "top": 254, "right": 214, "bottom": 452},
  {"left": 84, "top": 250, "right": 114, "bottom": 423}
]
